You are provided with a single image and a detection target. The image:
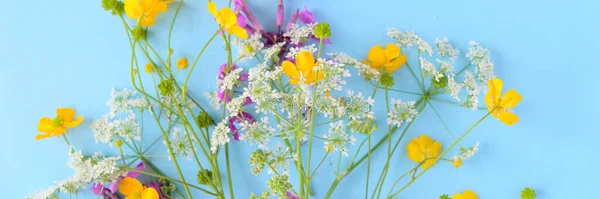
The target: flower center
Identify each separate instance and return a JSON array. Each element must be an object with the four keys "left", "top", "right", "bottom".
[{"left": 52, "top": 116, "right": 64, "bottom": 127}]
